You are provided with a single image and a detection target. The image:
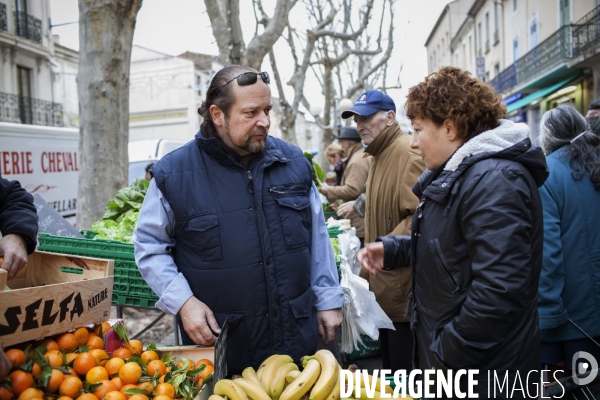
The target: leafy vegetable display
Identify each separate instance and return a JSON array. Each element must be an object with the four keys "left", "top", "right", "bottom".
[
  {"left": 91, "top": 178, "right": 150, "bottom": 243},
  {"left": 304, "top": 152, "right": 324, "bottom": 188}
]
